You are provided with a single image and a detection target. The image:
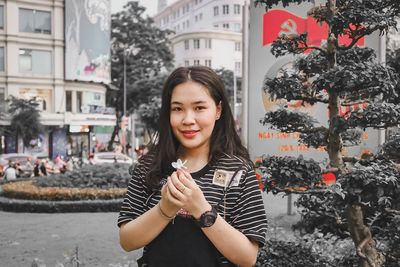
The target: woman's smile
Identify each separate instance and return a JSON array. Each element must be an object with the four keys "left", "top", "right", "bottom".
[{"left": 181, "top": 130, "right": 199, "bottom": 139}]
